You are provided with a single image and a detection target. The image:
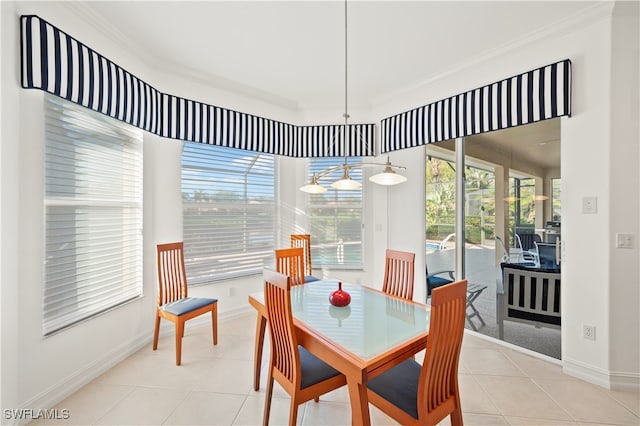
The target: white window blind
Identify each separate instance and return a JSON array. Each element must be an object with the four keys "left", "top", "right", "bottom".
[
  {"left": 307, "top": 158, "right": 363, "bottom": 268},
  {"left": 181, "top": 144, "right": 275, "bottom": 283},
  {"left": 44, "top": 94, "right": 143, "bottom": 336}
]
